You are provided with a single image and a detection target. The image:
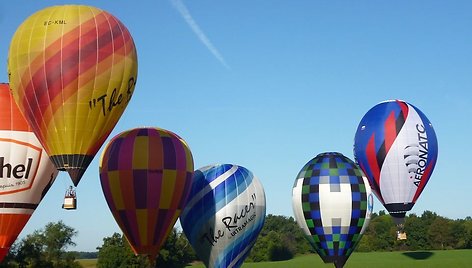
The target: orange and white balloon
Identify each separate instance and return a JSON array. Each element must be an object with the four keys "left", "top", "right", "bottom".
[{"left": 0, "top": 84, "right": 57, "bottom": 261}]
